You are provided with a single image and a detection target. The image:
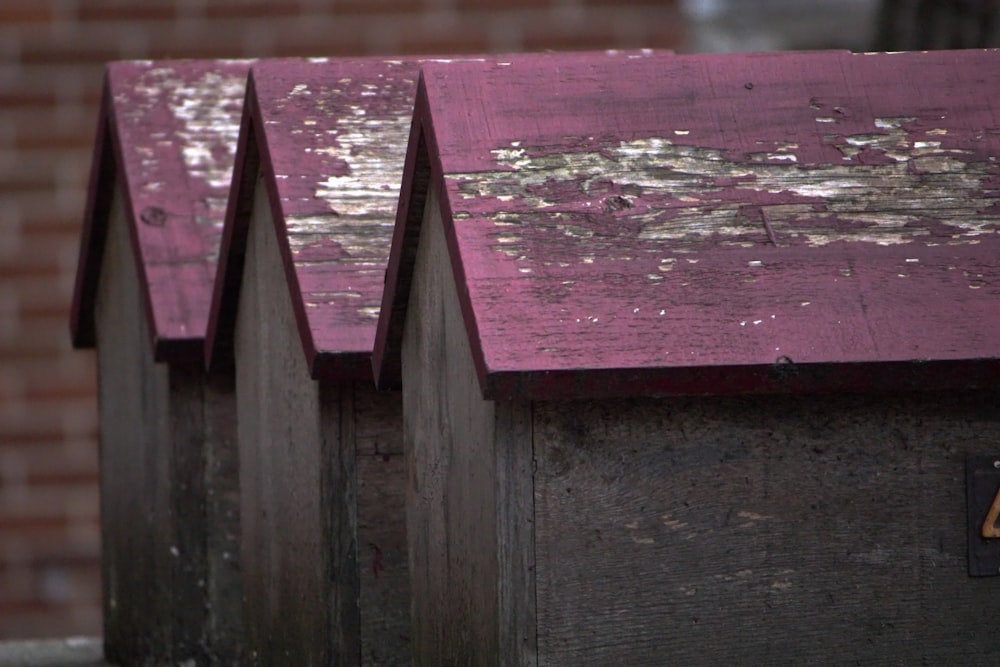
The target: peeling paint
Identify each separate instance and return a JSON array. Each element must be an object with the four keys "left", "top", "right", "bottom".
[
  {"left": 132, "top": 66, "right": 247, "bottom": 193},
  {"left": 449, "top": 115, "right": 998, "bottom": 278}
]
